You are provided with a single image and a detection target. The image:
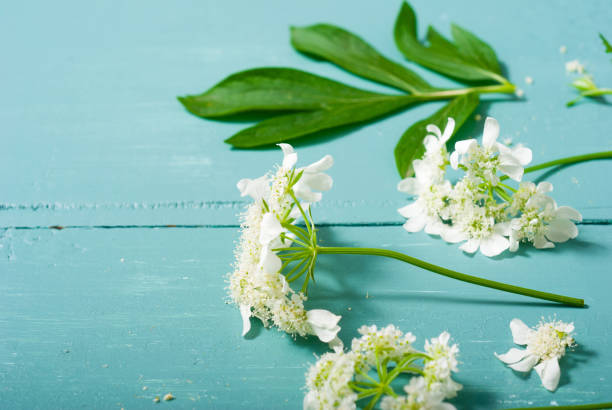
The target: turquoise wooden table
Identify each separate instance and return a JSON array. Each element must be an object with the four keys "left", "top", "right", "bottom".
[{"left": 1, "top": 1, "right": 611, "bottom": 408}]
